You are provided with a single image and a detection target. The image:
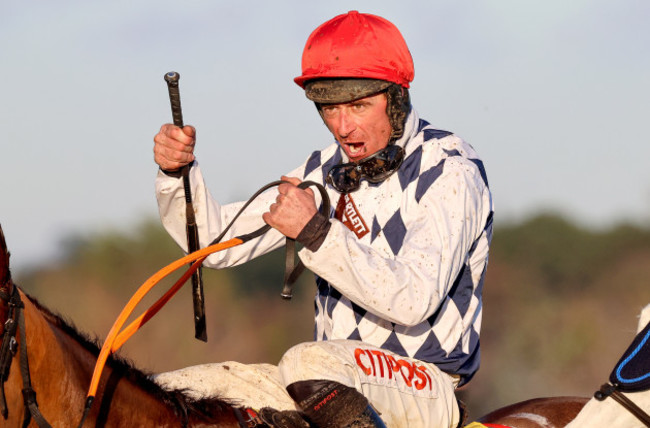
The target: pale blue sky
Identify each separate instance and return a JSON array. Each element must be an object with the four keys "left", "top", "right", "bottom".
[{"left": 2, "top": 1, "right": 649, "bottom": 269}]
